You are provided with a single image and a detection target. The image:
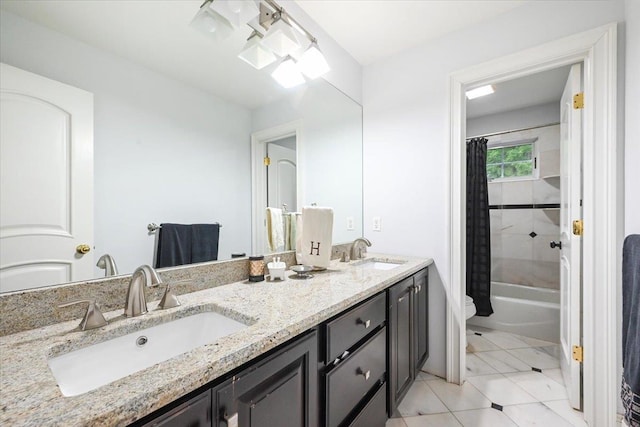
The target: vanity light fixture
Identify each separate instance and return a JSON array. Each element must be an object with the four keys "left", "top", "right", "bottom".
[
  {"left": 238, "top": 30, "right": 277, "bottom": 70},
  {"left": 209, "top": 0, "right": 260, "bottom": 28},
  {"left": 190, "top": 0, "right": 234, "bottom": 41},
  {"left": 271, "top": 56, "right": 305, "bottom": 88},
  {"left": 192, "top": 0, "right": 330, "bottom": 87},
  {"left": 298, "top": 41, "right": 331, "bottom": 79},
  {"left": 261, "top": 13, "right": 301, "bottom": 57},
  {"left": 466, "top": 85, "right": 495, "bottom": 100}
]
